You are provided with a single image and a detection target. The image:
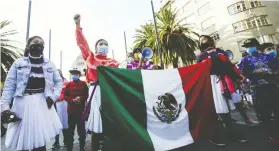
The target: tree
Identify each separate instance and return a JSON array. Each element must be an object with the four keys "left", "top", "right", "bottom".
[
  {"left": 1, "top": 20, "right": 23, "bottom": 82},
  {"left": 133, "top": 1, "right": 199, "bottom": 68}
]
